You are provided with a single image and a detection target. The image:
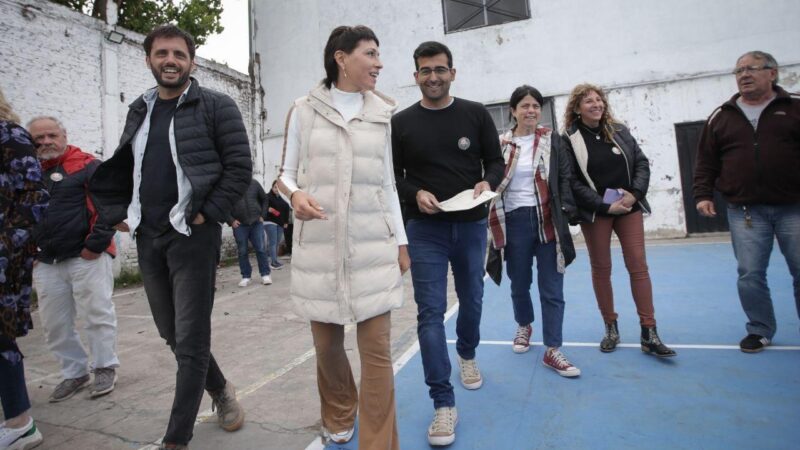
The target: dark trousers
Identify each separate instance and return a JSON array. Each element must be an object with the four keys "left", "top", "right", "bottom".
[
  {"left": 0, "top": 347, "right": 31, "bottom": 419},
  {"left": 136, "top": 223, "right": 227, "bottom": 445}
]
